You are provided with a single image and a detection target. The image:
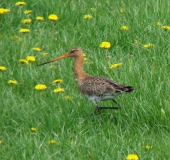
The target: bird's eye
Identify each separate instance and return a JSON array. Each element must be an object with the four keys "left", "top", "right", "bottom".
[{"left": 69, "top": 49, "right": 77, "bottom": 54}]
